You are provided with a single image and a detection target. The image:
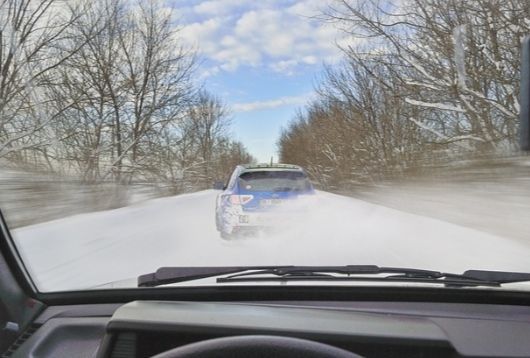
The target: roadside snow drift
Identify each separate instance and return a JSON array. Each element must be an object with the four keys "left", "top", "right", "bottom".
[{"left": 12, "top": 190, "right": 530, "bottom": 291}]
